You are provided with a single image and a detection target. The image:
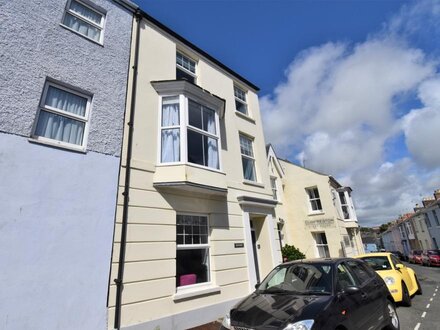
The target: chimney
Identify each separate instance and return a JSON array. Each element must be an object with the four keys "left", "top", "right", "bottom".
[
  {"left": 413, "top": 203, "right": 423, "bottom": 213},
  {"left": 422, "top": 197, "right": 436, "bottom": 207},
  {"left": 434, "top": 189, "right": 440, "bottom": 200}
]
